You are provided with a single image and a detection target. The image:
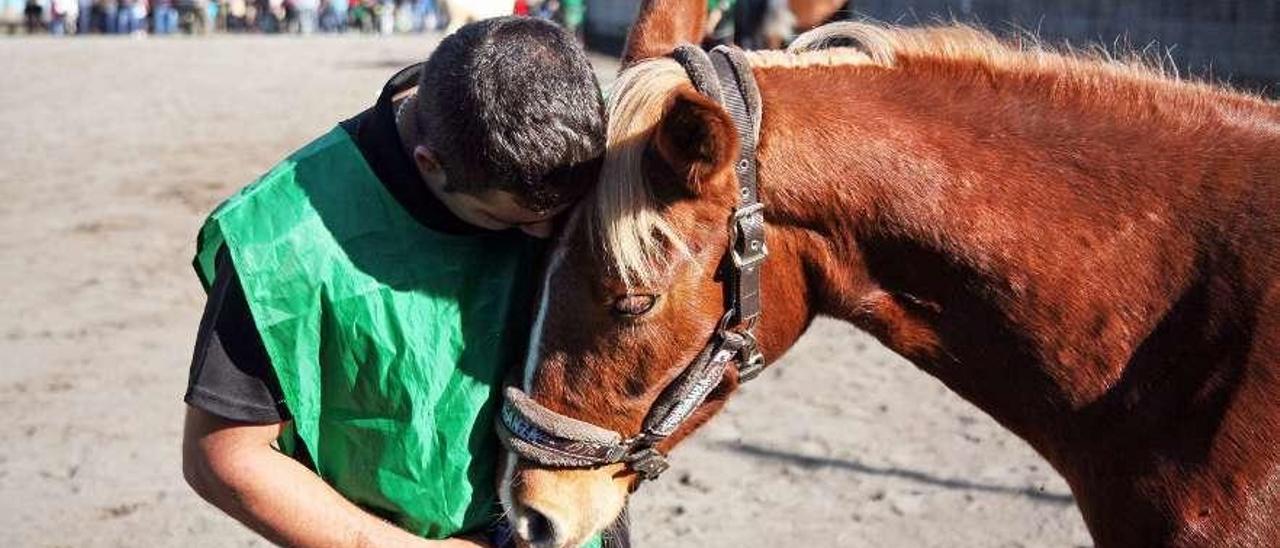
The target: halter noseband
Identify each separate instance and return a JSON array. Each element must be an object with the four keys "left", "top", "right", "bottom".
[{"left": 497, "top": 45, "right": 767, "bottom": 482}]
